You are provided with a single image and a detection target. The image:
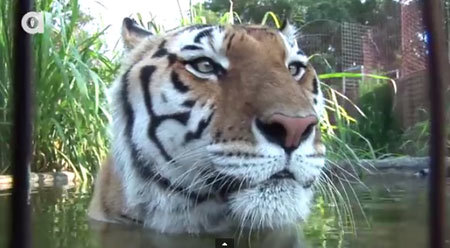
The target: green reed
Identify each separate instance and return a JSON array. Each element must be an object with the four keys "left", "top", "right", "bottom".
[
  {"left": 0, "top": 0, "right": 119, "bottom": 181},
  {"left": 0, "top": 0, "right": 14, "bottom": 174}
]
